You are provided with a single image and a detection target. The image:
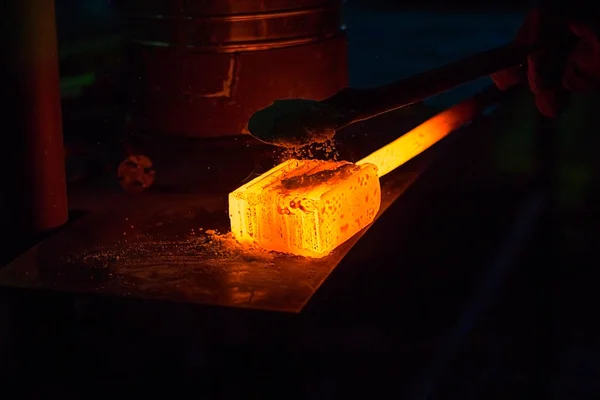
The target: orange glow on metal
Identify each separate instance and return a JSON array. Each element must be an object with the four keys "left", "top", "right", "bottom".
[
  {"left": 357, "top": 98, "right": 482, "bottom": 177},
  {"left": 229, "top": 97, "right": 479, "bottom": 257},
  {"left": 229, "top": 159, "right": 381, "bottom": 258}
]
